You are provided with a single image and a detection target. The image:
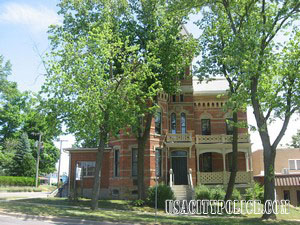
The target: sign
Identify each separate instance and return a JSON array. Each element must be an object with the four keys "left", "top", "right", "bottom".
[{"left": 76, "top": 167, "right": 82, "bottom": 181}]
